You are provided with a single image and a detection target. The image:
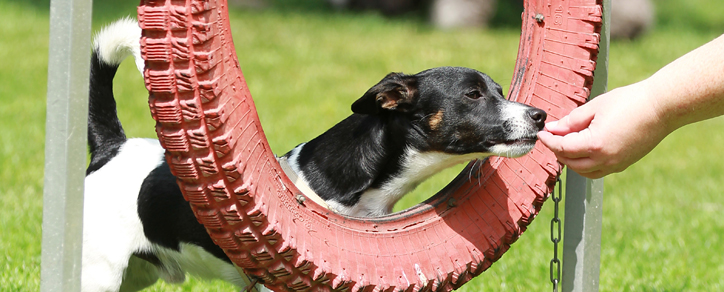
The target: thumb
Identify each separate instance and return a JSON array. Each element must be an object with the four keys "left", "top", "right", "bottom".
[{"left": 544, "top": 103, "right": 595, "bottom": 135}]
